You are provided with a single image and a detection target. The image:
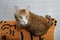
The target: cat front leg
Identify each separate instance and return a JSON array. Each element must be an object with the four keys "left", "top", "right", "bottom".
[{"left": 39, "top": 36, "right": 44, "bottom": 40}]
